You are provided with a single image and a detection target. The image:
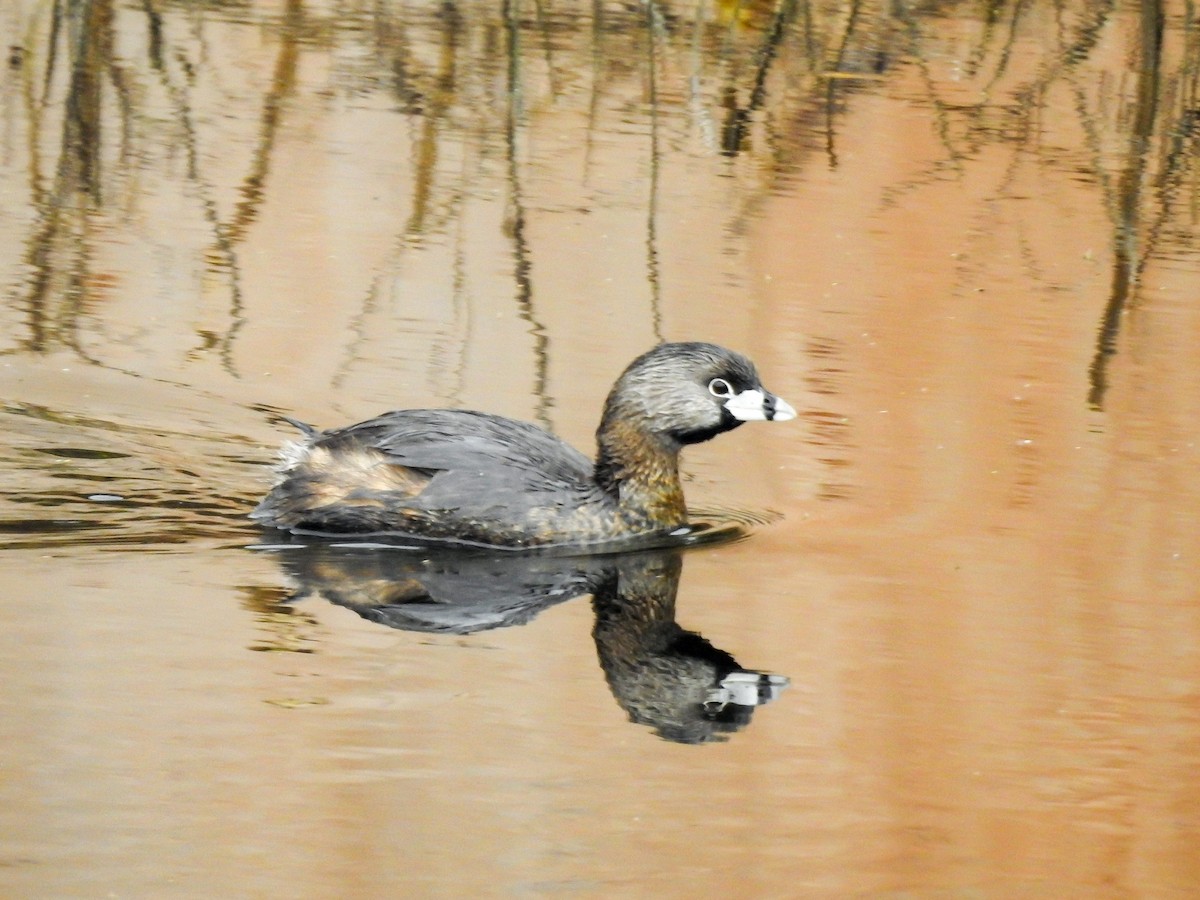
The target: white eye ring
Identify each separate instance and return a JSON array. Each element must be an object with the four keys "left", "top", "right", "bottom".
[{"left": 708, "top": 378, "right": 733, "bottom": 398}]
